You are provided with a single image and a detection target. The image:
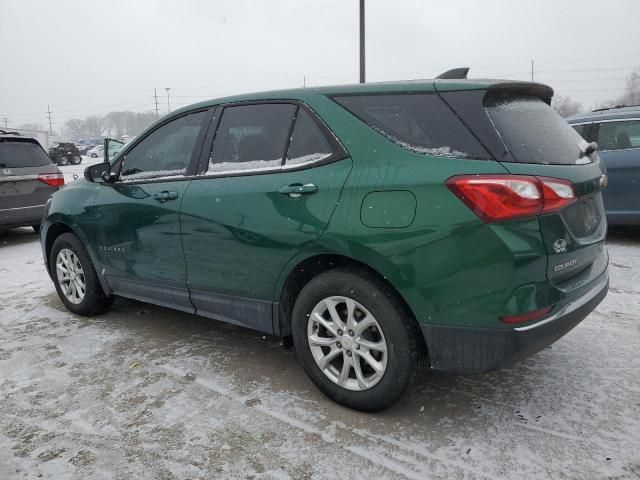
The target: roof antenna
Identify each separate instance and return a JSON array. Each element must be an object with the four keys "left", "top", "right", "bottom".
[{"left": 436, "top": 67, "right": 470, "bottom": 80}]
